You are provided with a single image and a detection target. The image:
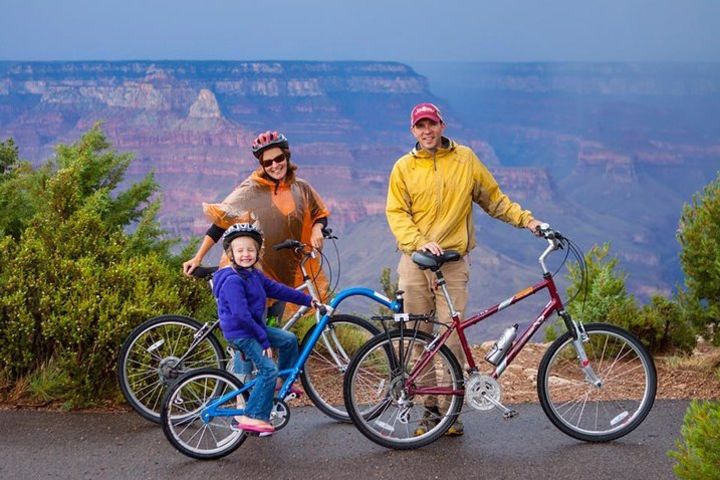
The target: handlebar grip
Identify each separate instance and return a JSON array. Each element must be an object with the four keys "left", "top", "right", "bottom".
[
  {"left": 313, "top": 301, "right": 328, "bottom": 316},
  {"left": 191, "top": 266, "right": 219, "bottom": 279},
  {"left": 273, "top": 239, "right": 303, "bottom": 251}
]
